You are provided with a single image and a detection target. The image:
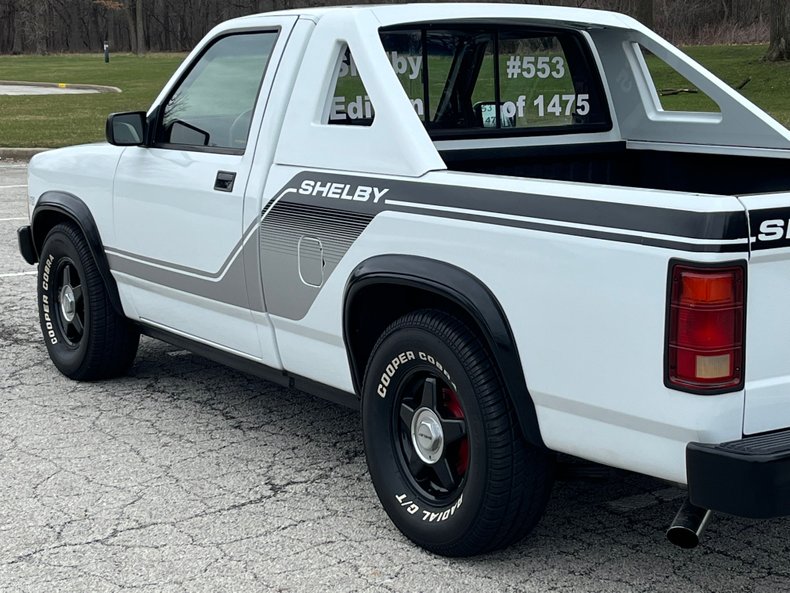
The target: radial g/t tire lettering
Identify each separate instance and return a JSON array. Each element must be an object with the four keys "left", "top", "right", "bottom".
[
  {"left": 37, "top": 222, "right": 139, "bottom": 380},
  {"left": 362, "top": 309, "right": 554, "bottom": 556}
]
